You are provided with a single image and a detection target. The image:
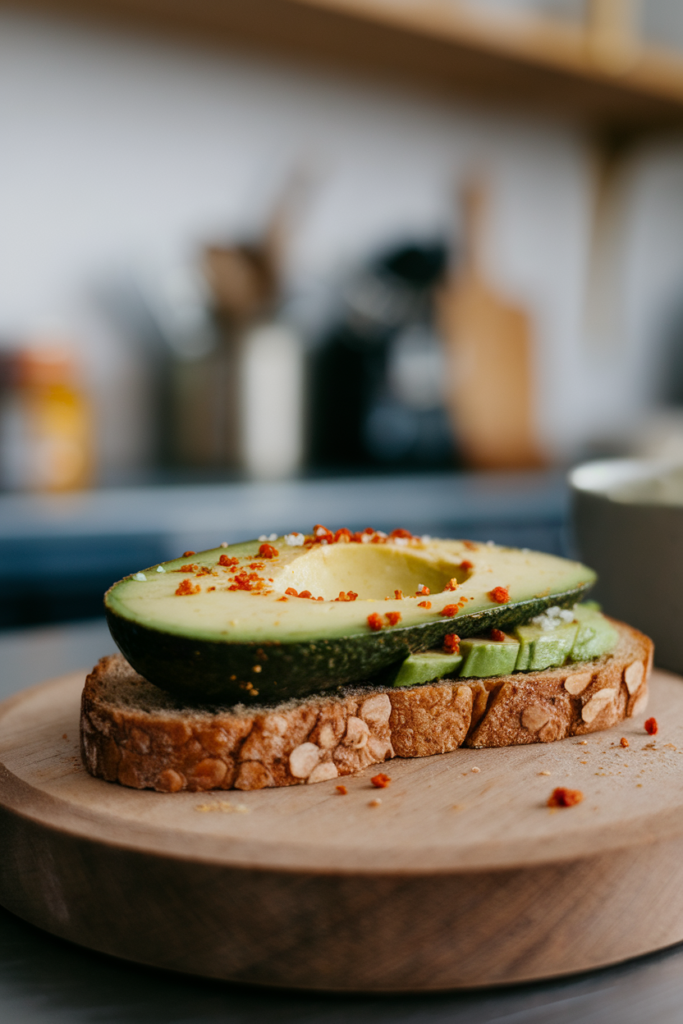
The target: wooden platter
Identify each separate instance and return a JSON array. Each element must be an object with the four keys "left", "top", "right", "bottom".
[{"left": 2, "top": 668, "right": 683, "bottom": 991}]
